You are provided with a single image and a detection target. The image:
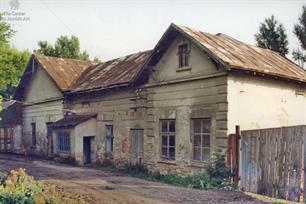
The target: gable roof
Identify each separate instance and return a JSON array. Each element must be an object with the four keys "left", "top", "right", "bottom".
[
  {"left": 147, "top": 23, "right": 306, "bottom": 84},
  {"left": 34, "top": 55, "right": 95, "bottom": 91},
  {"left": 53, "top": 114, "right": 97, "bottom": 128},
  {"left": 14, "top": 55, "right": 95, "bottom": 100},
  {"left": 69, "top": 50, "right": 152, "bottom": 93}
]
